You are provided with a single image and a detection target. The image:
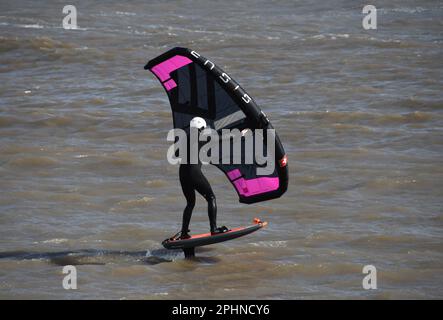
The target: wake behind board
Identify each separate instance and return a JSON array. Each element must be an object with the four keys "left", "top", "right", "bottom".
[{"left": 162, "top": 218, "right": 267, "bottom": 250}]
